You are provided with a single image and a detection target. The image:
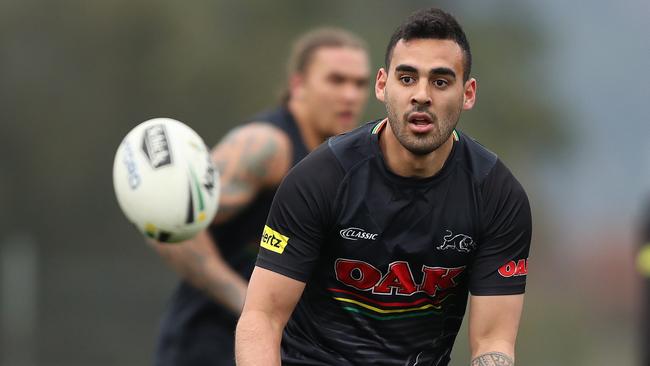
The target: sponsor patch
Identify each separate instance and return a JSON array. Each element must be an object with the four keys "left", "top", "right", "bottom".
[
  {"left": 142, "top": 124, "right": 172, "bottom": 169},
  {"left": 339, "top": 227, "right": 378, "bottom": 241},
  {"left": 334, "top": 258, "right": 465, "bottom": 297},
  {"left": 260, "top": 225, "right": 289, "bottom": 254},
  {"left": 498, "top": 258, "right": 528, "bottom": 277}
]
